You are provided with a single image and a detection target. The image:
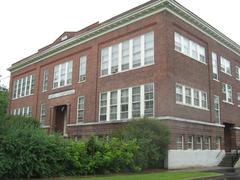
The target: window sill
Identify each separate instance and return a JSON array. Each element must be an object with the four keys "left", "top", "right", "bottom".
[
  {"left": 222, "top": 100, "right": 234, "bottom": 105},
  {"left": 42, "top": 90, "right": 48, "bottom": 93},
  {"left": 99, "top": 63, "right": 155, "bottom": 78},
  {"left": 52, "top": 84, "right": 72, "bottom": 90},
  {"left": 12, "top": 94, "right": 34, "bottom": 100},
  {"left": 176, "top": 102, "right": 209, "bottom": 111},
  {"left": 77, "top": 80, "right": 86, "bottom": 84},
  {"left": 220, "top": 70, "right": 232, "bottom": 77},
  {"left": 213, "top": 79, "right": 220, "bottom": 82}
]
